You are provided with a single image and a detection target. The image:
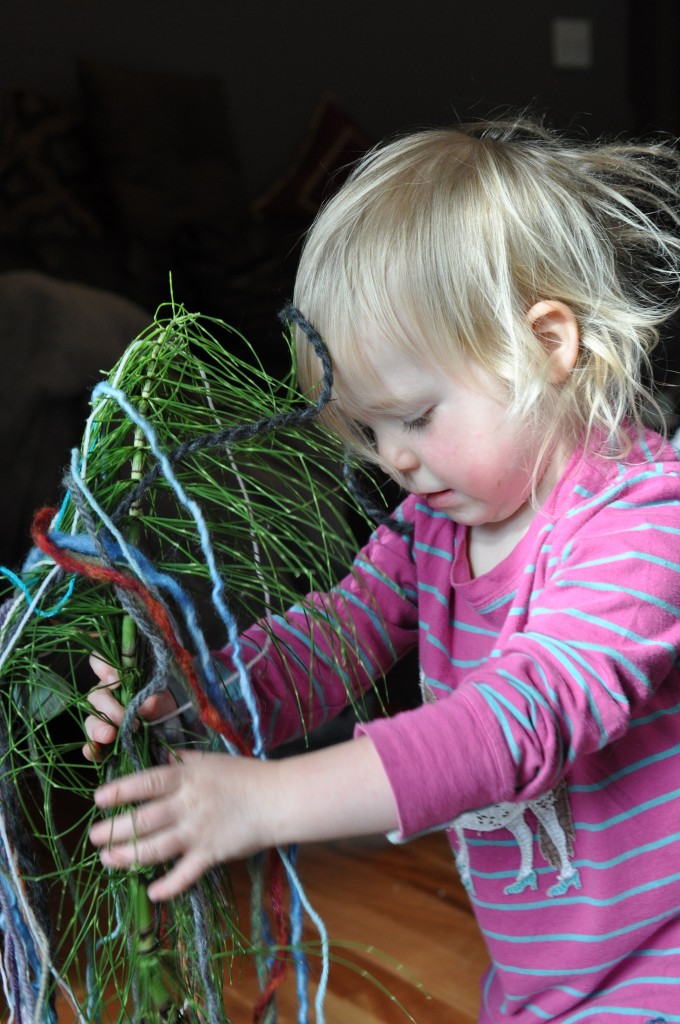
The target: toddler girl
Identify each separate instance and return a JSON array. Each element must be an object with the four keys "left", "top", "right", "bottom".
[{"left": 87, "top": 116, "right": 680, "bottom": 1021}]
